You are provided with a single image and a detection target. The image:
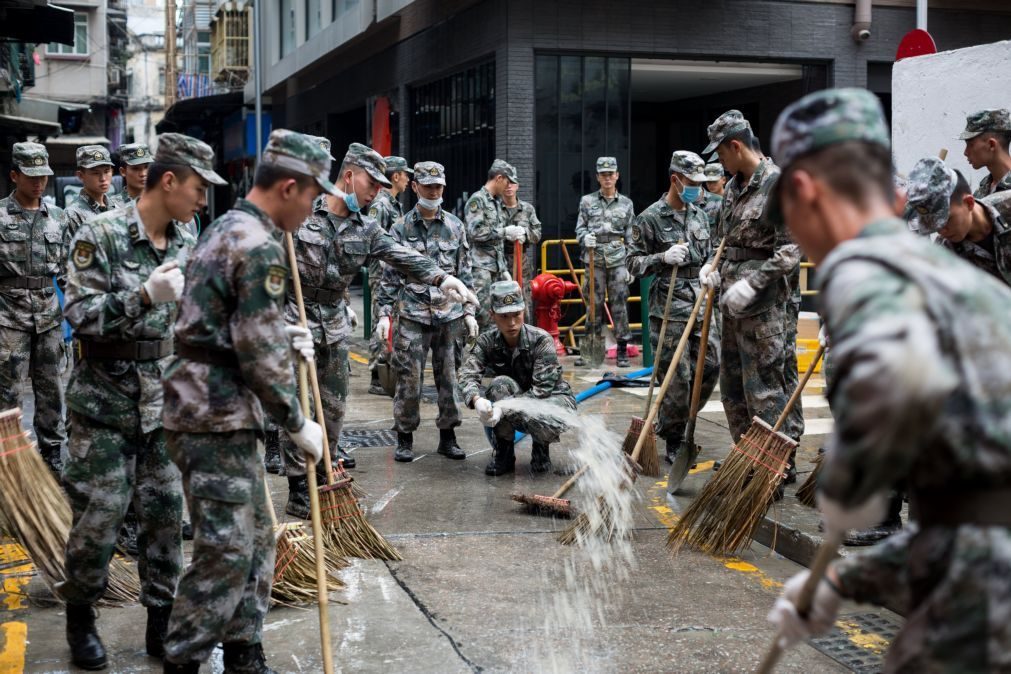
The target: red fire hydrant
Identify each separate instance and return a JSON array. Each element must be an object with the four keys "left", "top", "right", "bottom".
[{"left": 530, "top": 272, "right": 579, "bottom": 355}]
